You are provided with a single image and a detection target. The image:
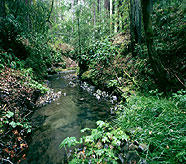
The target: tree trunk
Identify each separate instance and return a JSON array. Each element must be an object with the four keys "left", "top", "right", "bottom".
[
  {"left": 141, "top": 0, "right": 165, "bottom": 86},
  {"left": 110, "top": 0, "right": 113, "bottom": 34},
  {"left": 112, "top": 0, "right": 116, "bottom": 32},
  {"left": 77, "top": 17, "right": 81, "bottom": 55},
  {"left": 0, "top": 0, "right": 6, "bottom": 18},
  {"left": 130, "top": 0, "right": 142, "bottom": 56},
  {"left": 114, "top": 0, "right": 118, "bottom": 33},
  {"left": 97, "top": 0, "right": 100, "bottom": 13},
  {"left": 104, "top": 0, "right": 110, "bottom": 10},
  {"left": 71, "top": 0, "right": 74, "bottom": 24},
  {"left": 103, "top": 0, "right": 110, "bottom": 28},
  {"left": 40, "top": 0, "right": 54, "bottom": 31},
  {"left": 135, "top": 0, "right": 142, "bottom": 43},
  {"left": 118, "top": 0, "right": 123, "bottom": 32},
  {"left": 93, "top": 2, "right": 96, "bottom": 26}
]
